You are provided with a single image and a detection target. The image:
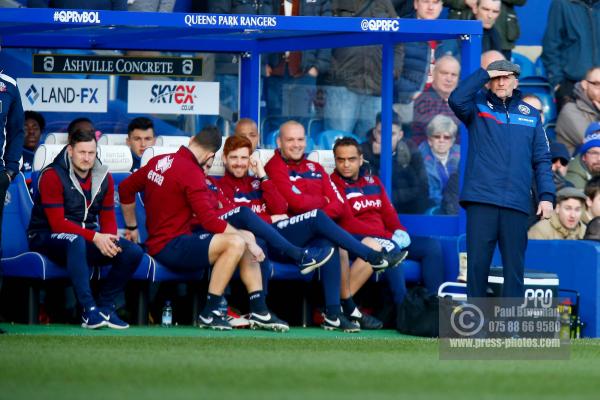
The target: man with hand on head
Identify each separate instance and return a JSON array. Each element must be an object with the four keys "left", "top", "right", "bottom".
[{"left": 449, "top": 59, "right": 555, "bottom": 299}]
